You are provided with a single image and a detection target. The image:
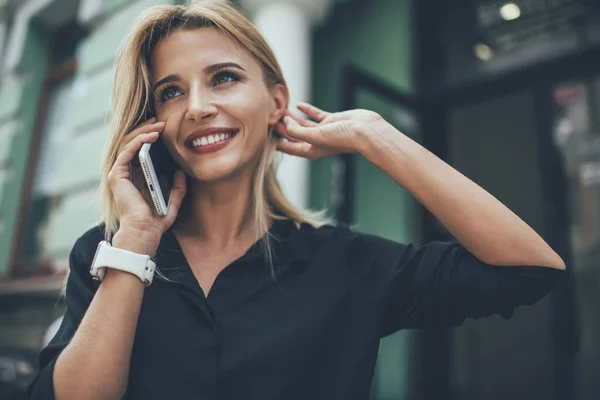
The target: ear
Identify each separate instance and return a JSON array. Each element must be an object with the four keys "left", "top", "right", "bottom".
[{"left": 268, "top": 83, "right": 289, "bottom": 126}]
